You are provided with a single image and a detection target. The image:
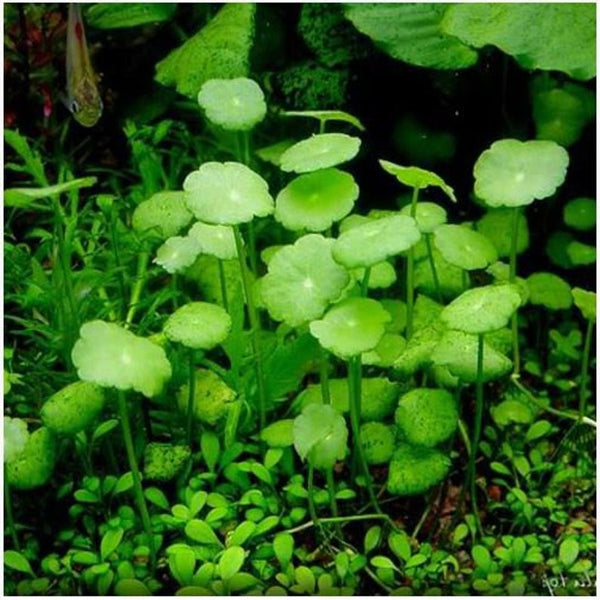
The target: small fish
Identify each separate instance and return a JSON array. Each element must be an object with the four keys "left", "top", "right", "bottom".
[{"left": 65, "top": 3, "right": 102, "bottom": 127}]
